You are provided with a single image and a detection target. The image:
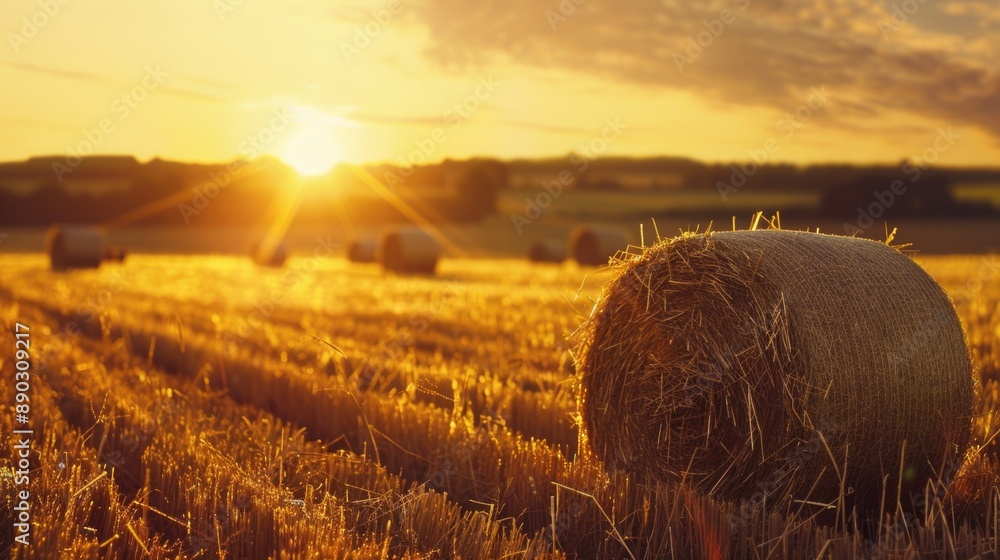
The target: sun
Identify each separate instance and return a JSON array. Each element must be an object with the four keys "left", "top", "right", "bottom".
[{"left": 280, "top": 127, "right": 342, "bottom": 177}]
